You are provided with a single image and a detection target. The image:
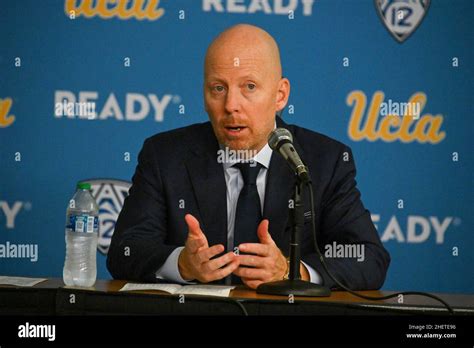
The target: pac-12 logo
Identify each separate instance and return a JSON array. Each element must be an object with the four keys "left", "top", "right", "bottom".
[
  {"left": 375, "top": 0, "right": 430, "bottom": 43},
  {"left": 82, "top": 179, "right": 131, "bottom": 254}
]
